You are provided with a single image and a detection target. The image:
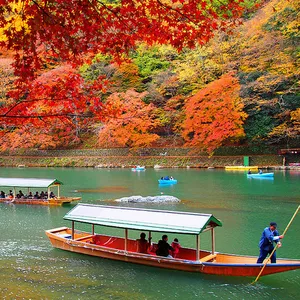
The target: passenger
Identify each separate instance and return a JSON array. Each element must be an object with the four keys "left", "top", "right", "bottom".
[
  {"left": 164, "top": 176, "right": 170, "bottom": 180},
  {"left": 156, "top": 234, "right": 174, "bottom": 258},
  {"left": 170, "top": 176, "right": 174, "bottom": 180},
  {"left": 0, "top": 191, "right": 5, "bottom": 198},
  {"left": 49, "top": 191, "right": 55, "bottom": 198},
  {"left": 34, "top": 191, "right": 40, "bottom": 199},
  {"left": 171, "top": 238, "right": 181, "bottom": 258},
  {"left": 40, "top": 191, "right": 45, "bottom": 199},
  {"left": 259, "top": 169, "right": 263, "bottom": 174},
  {"left": 248, "top": 169, "right": 251, "bottom": 174},
  {"left": 136, "top": 232, "right": 151, "bottom": 254},
  {"left": 27, "top": 192, "right": 33, "bottom": 199}
]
